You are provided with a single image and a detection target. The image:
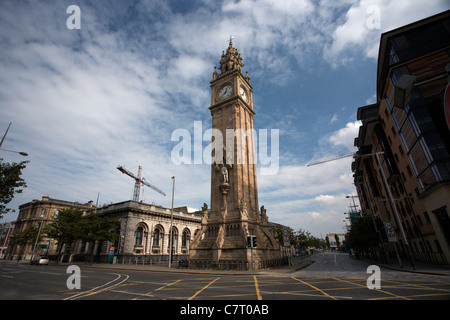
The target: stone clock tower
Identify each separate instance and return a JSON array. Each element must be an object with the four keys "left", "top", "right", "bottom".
[{"left": 189, "top": 39, "right": 281, "bottom": 269}]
